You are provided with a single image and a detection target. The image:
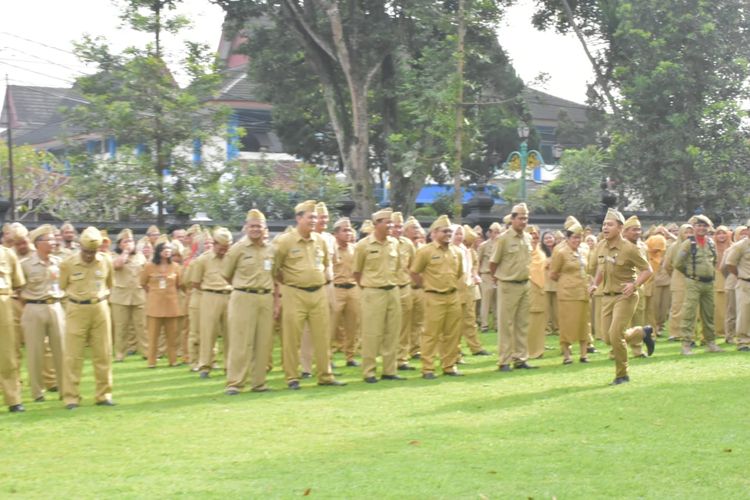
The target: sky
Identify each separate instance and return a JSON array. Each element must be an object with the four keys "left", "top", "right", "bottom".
[{"left": 1, "top": 0, "right": 594, "bottom": 122}]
